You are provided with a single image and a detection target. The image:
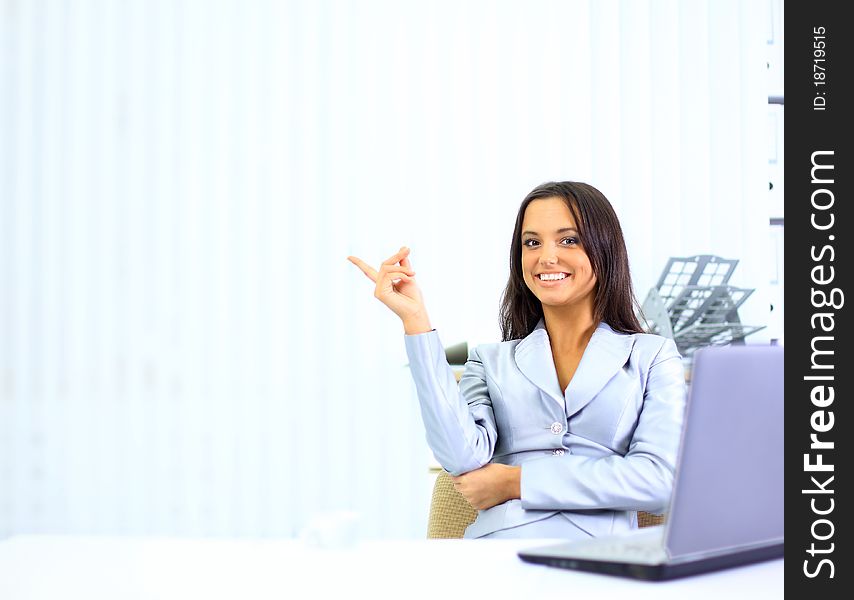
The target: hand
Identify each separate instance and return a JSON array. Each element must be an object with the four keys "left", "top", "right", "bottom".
[
  {"left": 347, "top": 247, "right": 432, "bottom": 334},
  {"left": 450, "top": 463, "right": 521, "bottom": 511}
]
